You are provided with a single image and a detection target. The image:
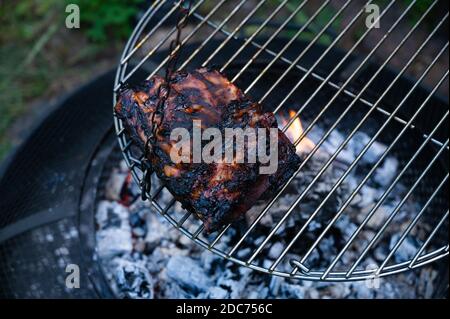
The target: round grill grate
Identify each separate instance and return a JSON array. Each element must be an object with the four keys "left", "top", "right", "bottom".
[{"left": 113, "top": 0, "right": 449, "bottom": 281}]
